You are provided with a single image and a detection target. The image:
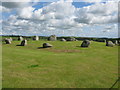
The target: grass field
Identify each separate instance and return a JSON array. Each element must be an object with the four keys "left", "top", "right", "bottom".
[{"left": 2, "top": 40, "right": 118, "bottom": 88}]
